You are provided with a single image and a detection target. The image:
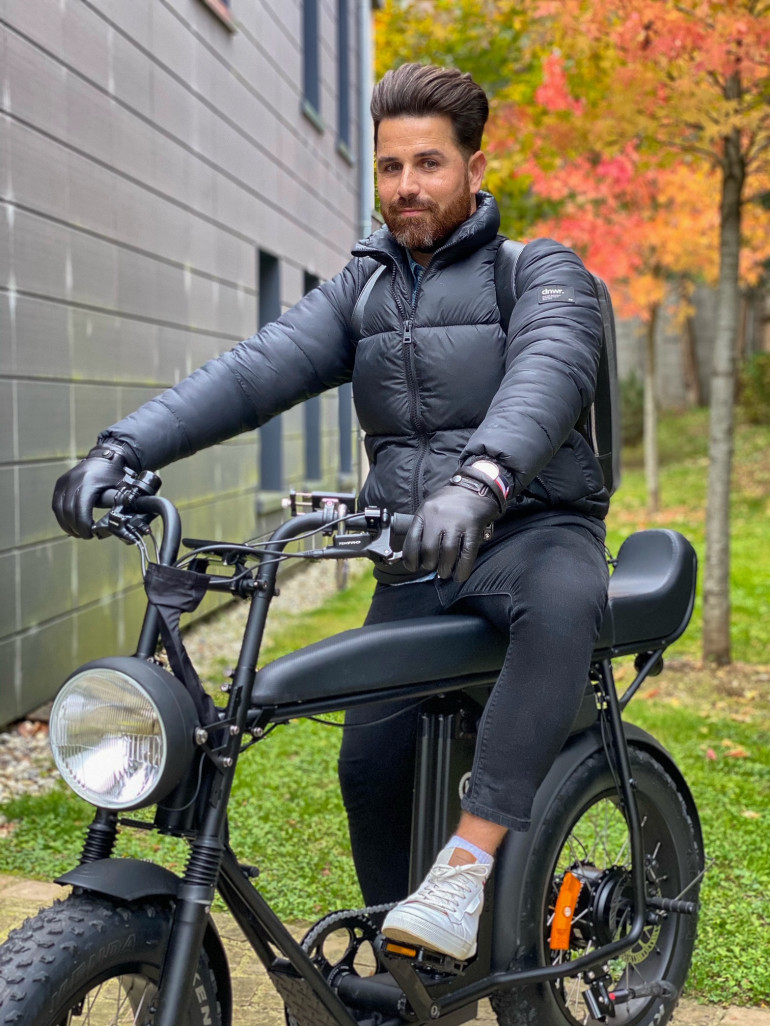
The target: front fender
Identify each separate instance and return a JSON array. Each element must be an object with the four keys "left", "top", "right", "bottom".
[
  {"left": 56, "top": 858, "right": 233, "bottom": 1026},
  {"left": 57, "top": 857, "right": 181, "bottom": 902},
  {"left": 490, "top": 722, "right": 701, "bottom": 972}
]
